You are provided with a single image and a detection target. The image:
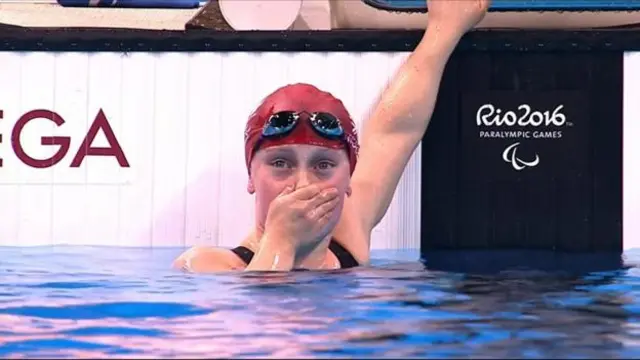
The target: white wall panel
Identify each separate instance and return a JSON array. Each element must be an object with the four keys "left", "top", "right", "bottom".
[
  {"left": 0, "top": 52, "right": 22, "bottom": 247},
  {"left": 117, "top": 53, "right": 156, "bottom": 248},
  {"left": 50, "top": 52, "right": 90, "bottom": 247},
  {"left": 85, "top": 53, "right": 125, "bottom": 247},
  {"left": 0, "top": 51, "right": 420, "bottom": 250},
  {"left": 184, "top": 53, "right": 223, "bottom": 248},
  {"left": 16, "top": 53, "right": 56, "bottom": 247},
  {"left": 149, "top": 53, "right": 190, "bottom": 248}
]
